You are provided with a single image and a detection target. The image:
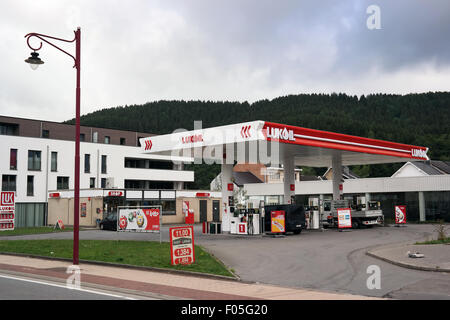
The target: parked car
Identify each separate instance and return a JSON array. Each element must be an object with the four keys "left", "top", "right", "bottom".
[{"left": 99, "top": 212, "right": 117, "bottom": 231}]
